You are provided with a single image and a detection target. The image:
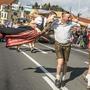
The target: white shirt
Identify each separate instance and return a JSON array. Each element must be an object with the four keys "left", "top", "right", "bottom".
[
  {"left": 35, "top": 16, "right": 43, "bottom": 25},
  {"left": 51, "top": 20, "right": 80, "bottom": 43}
]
